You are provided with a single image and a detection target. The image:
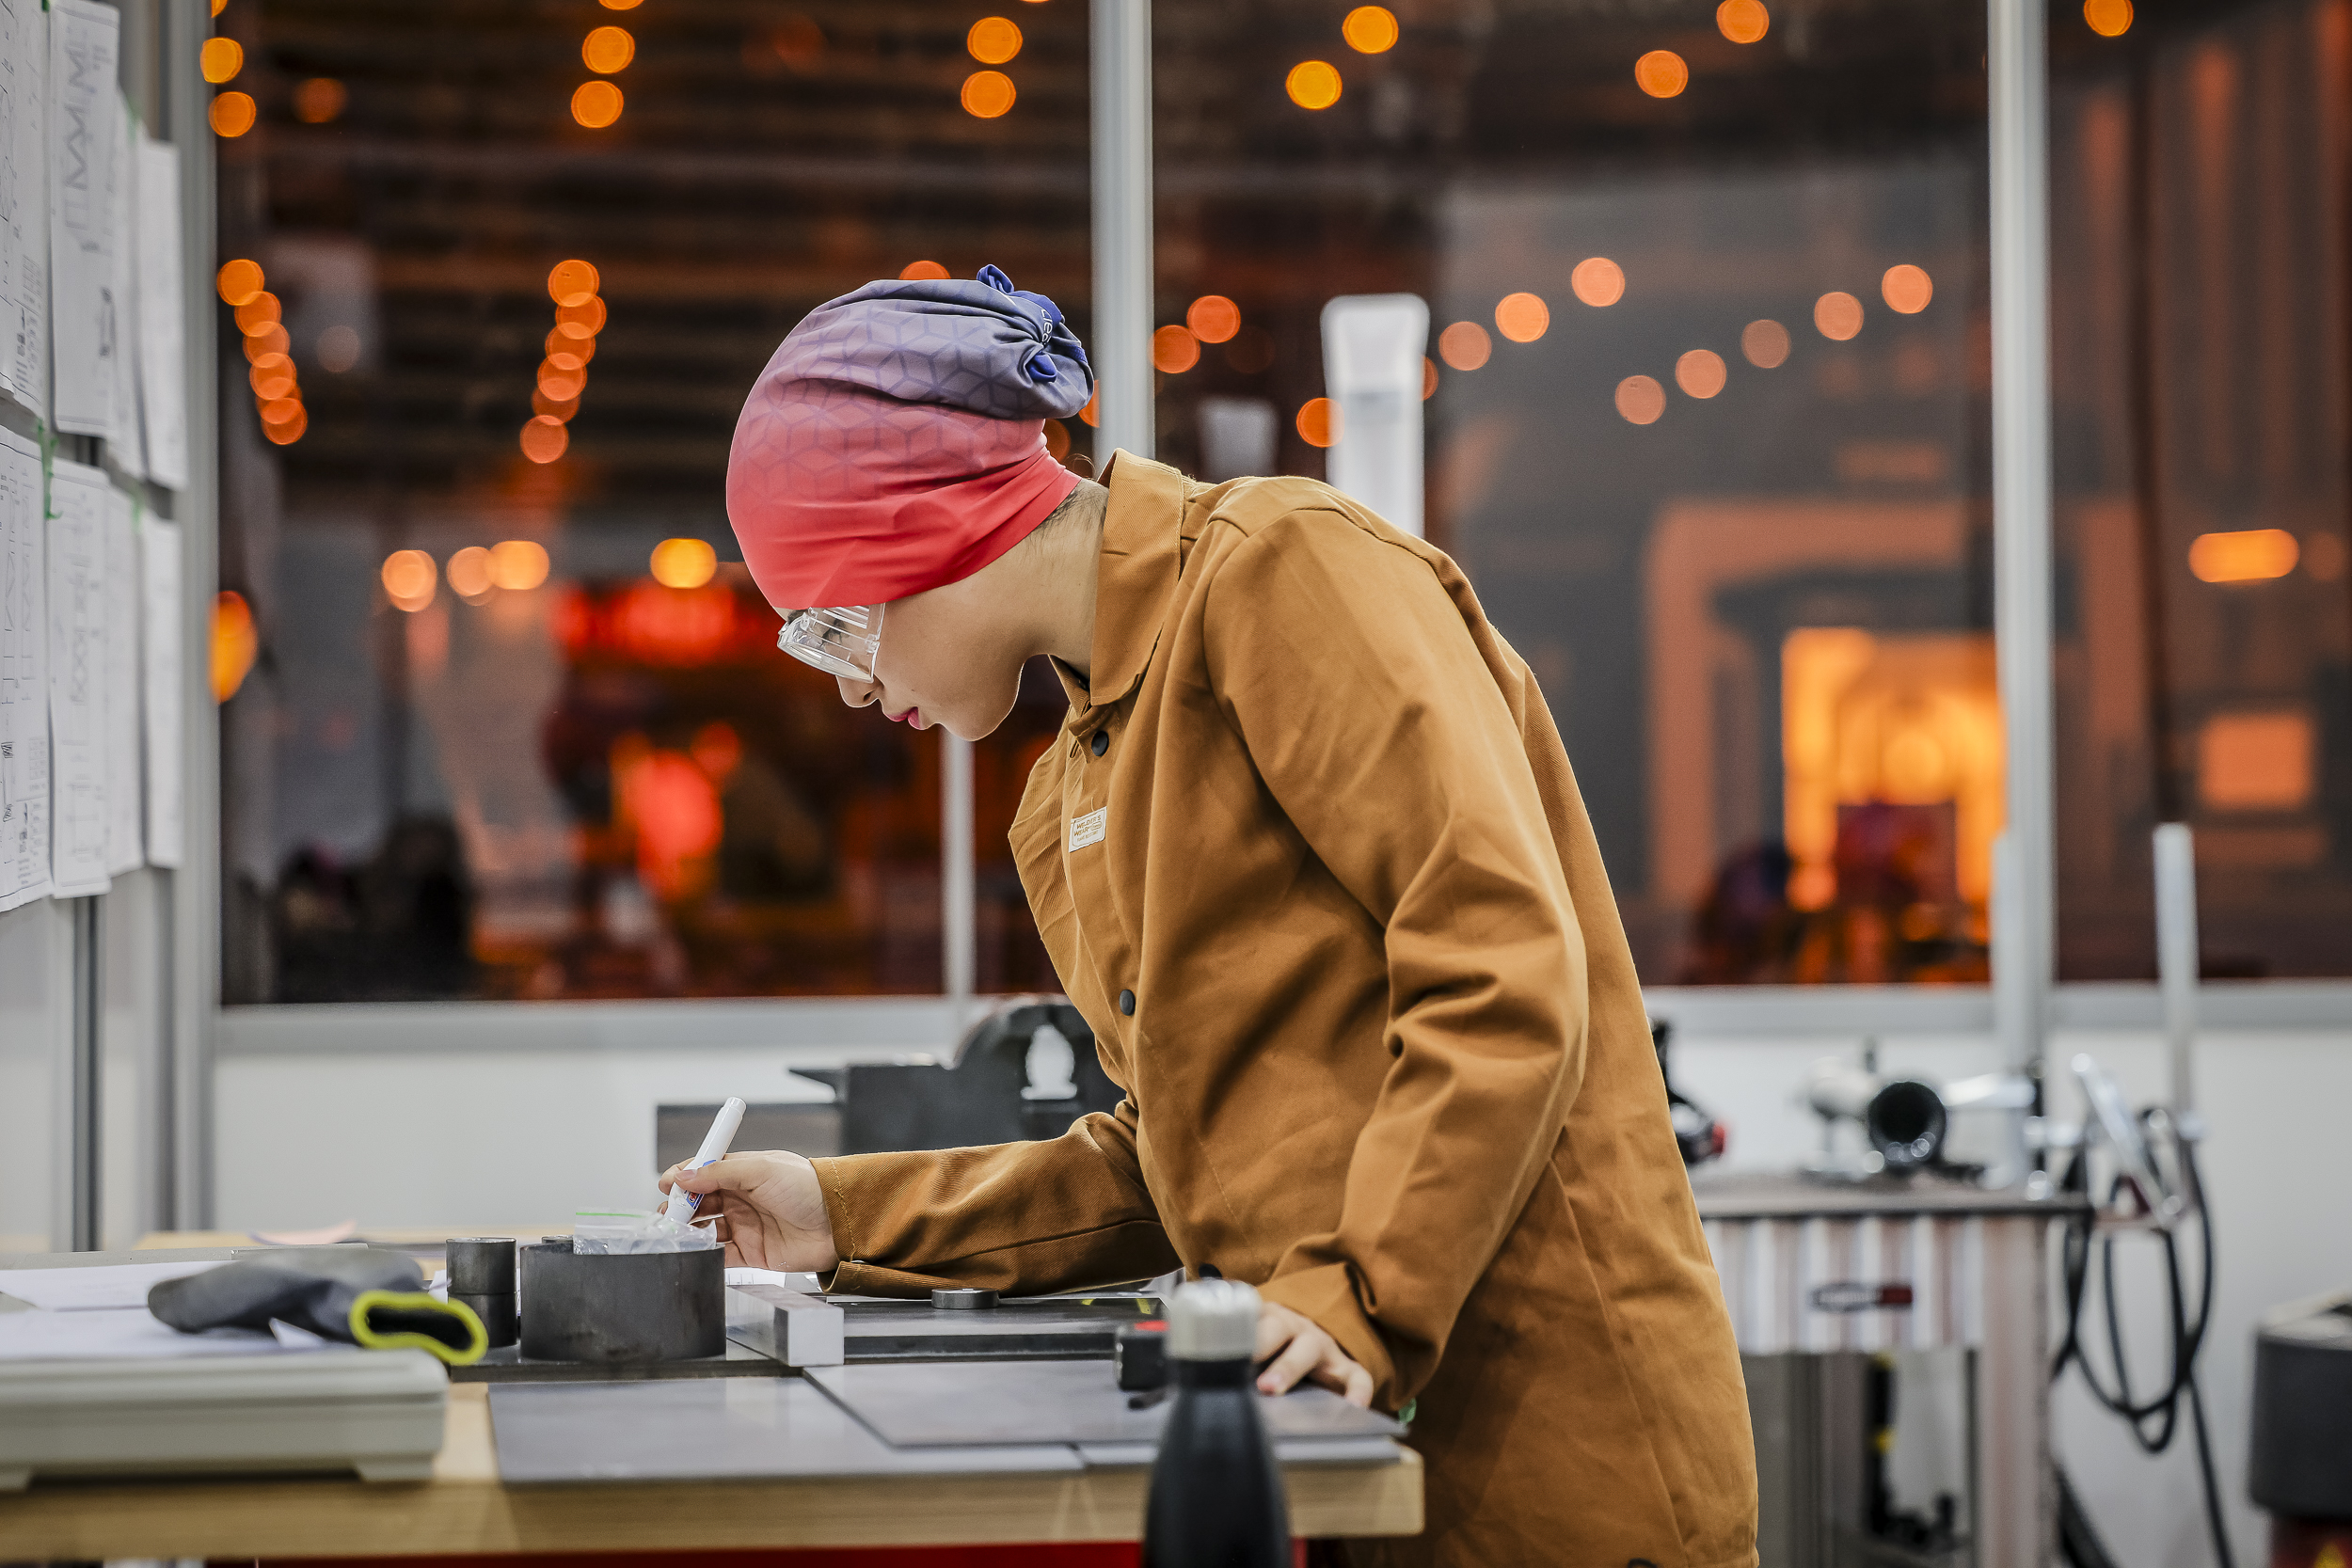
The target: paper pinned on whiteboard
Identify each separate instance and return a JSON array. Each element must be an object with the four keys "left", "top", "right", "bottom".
[
  {"left": 105, "top": 95, "right": 144, "bottom": 479},
  {"left": 135, "top": 136, "right": 187, "bottom": 490},
  {"left": 142, "top": 517, "right": 183, "bottom": 867},
  {"left": 103, "top": 487, "right": 140, "bottom": 876},
  {"left": 46, "top": 0, "right": 123, "bottom": 442},
  {"left": 47, "top": 458, "right": 111, "bottom": 897},
  {"left": 0, "top": 426, "right": 46, "bottom": 911},
  {"left": 0, "top": 0, "right": 47, "bottom": 420}
]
